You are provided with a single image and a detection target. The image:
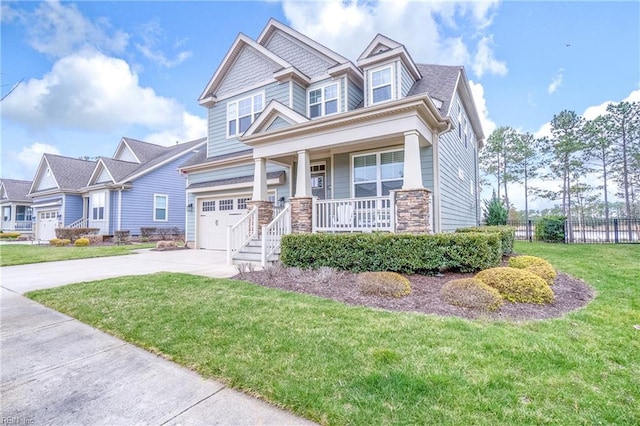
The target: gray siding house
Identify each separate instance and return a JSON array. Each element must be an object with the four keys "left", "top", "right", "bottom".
[
  {"left": 0, "top": 179, "right": 34, "bottom": 234},
  {"left": 28, "top": 137, "right": 205, "bottom": 240},
  {"left": 180, "top": 19, "right": 484, "bottom": 264}
]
